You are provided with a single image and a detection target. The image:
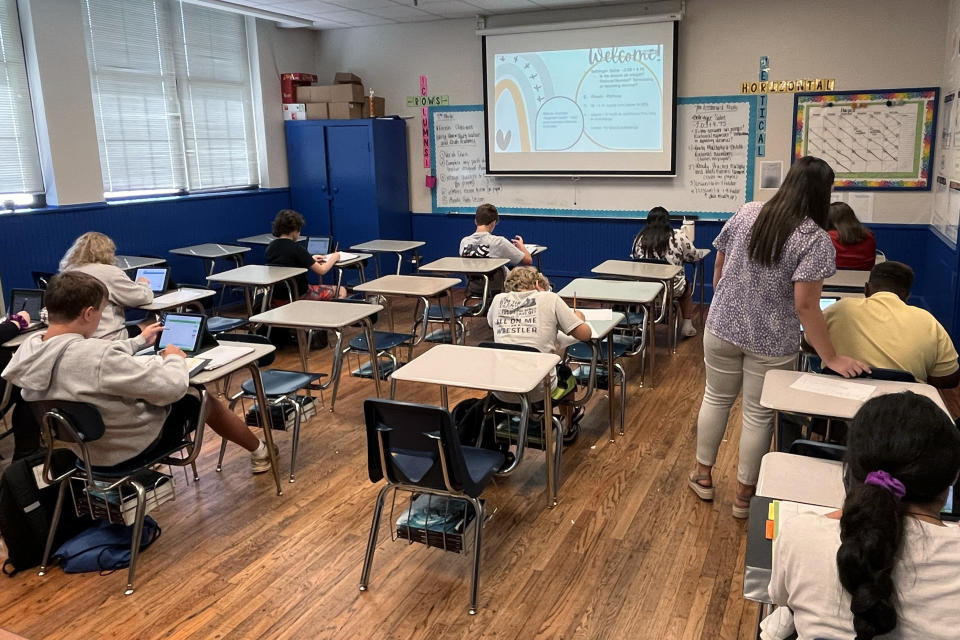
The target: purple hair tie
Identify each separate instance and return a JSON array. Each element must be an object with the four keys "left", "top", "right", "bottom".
[{"left": 864, "top": 470, "right": 906, "bottom": 500}]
